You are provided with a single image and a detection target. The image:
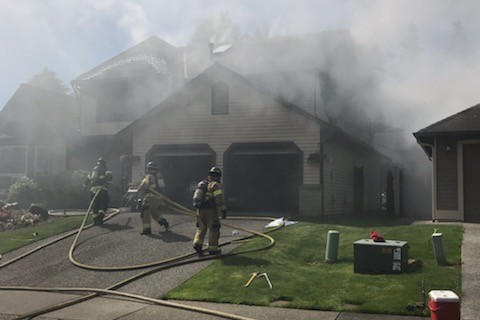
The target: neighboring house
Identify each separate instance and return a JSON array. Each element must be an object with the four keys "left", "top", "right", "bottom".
[
  {"left": 414, "top": 103, "right": 480, "bottom": 222},
  {"left": 70, "top": 36, "right": 184, "bottom": 198},
  {"left": 0, "top": 84, "right": 78, "bottom": 195},
  {"left": 118, "top": 63, "right": 394, "bottom": 215}
]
